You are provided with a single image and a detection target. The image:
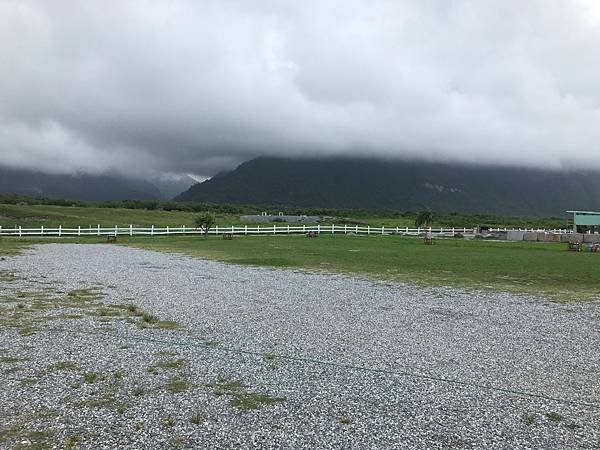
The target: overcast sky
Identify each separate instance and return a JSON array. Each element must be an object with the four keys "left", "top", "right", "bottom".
[{"left": 1, "top": 0, "right": 599, "bottom": 178}]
